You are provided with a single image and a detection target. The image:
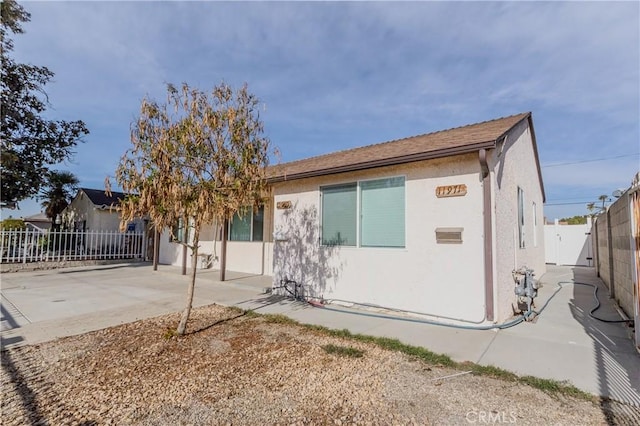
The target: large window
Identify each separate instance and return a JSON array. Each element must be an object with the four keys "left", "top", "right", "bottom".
[
  {"left": 321, "top": 183, "right": 357, "bottom": 246},
  {"left": 229, "top": 206, "right": 264, "bottom": 242},
  {"left": 360, "top": 177, "right": 405, "bottom": 247},
  {"left": 518, "top": 187, "right": 525, "bottom": 248},
  {"left": 170, "top": 218, "right": 185, "bottom": 243},
  {"left": 321, "top": 177, "right": 405, "bottom": 248}
]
